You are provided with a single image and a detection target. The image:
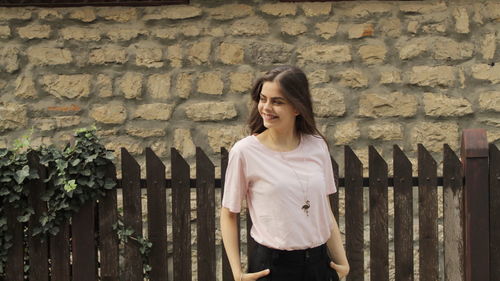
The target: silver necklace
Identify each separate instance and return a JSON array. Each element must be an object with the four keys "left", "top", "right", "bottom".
[{"left": 269, "top": 133, "right": 310, "bottom": 216}]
